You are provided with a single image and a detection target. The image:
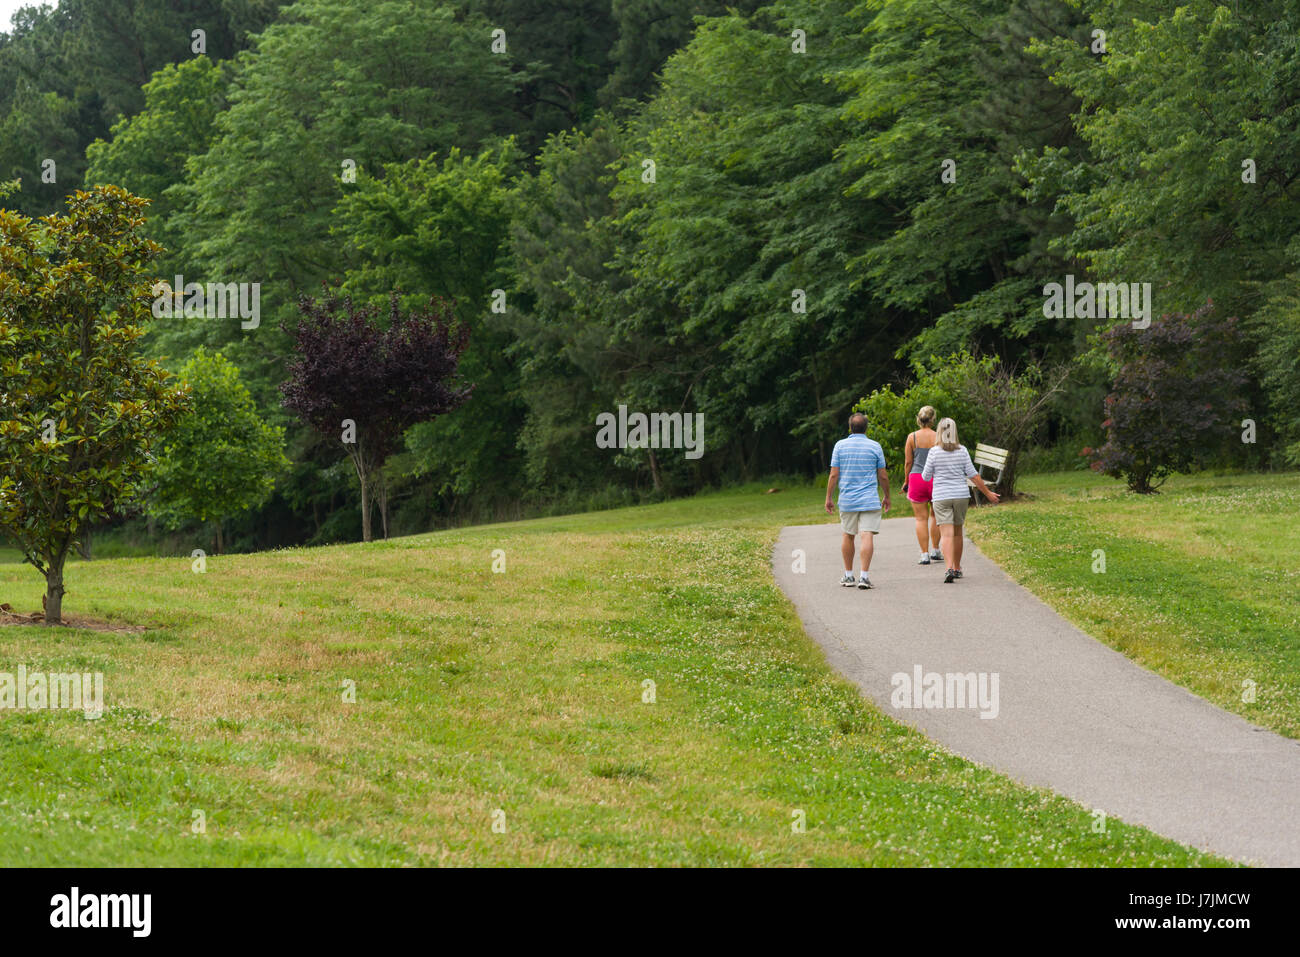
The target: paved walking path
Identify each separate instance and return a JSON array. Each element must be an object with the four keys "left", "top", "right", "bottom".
[{"left": 772, "top": 517, "right": 1300, "bottom": 866}]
